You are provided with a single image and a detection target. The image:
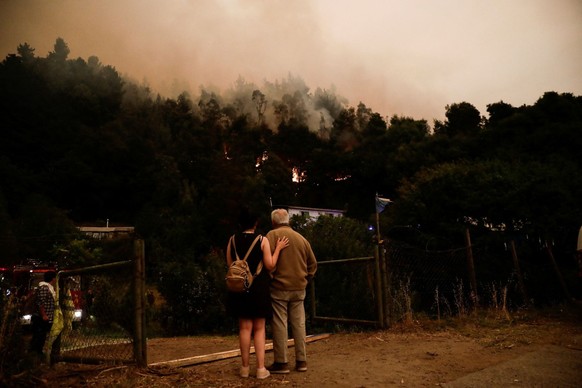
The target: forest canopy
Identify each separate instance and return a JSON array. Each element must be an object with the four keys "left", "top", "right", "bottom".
[{"left": 1, "top": 38, "right": 581, "bottom": 278}]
